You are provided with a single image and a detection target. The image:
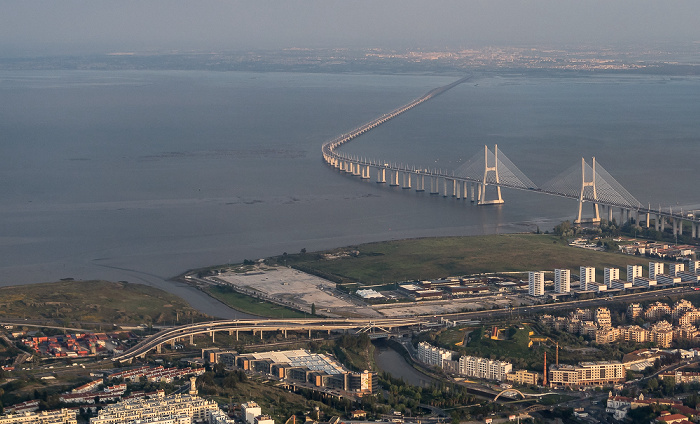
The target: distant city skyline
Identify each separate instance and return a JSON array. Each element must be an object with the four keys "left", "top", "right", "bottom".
[{"left": 1, "top": 1, "right": 700, "bottom": 56}]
